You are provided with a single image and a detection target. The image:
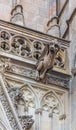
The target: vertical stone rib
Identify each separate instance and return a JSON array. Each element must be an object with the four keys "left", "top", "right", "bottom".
[{"left": 0, "top": 75, "right": 22, "bottom": 130}]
